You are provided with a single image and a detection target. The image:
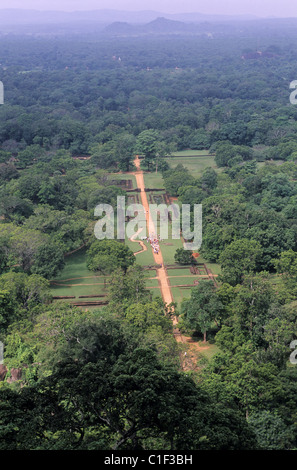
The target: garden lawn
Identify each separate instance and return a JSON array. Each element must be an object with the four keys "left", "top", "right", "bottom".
[
  {"left": 50, "top": 249, "right": 109, "bottom": 300},
  {"left": 170, "top": 286, "right": 192, "bottom": 305},
  {"left": 169, "top": 277, "right": 198, "bottom": 287},
  {"left": 110, "top": 173, "right": 138, "bottom": 189},
  {"left": 164, "top": 154, "right": 217, "bottom": 179},
  {"left": 144, "top": 172, "right": 165, "bottom": 190},
  {"left": 171, "top": 150, "right": 213, "bottom": 157},
  {"left": 159, "top": 238, "right": 184, "bottom": 265}
]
